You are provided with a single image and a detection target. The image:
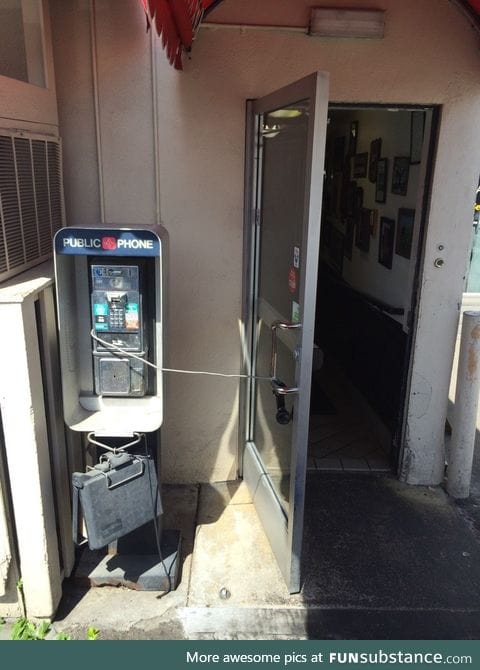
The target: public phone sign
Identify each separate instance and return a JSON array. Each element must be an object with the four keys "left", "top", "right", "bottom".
[{"left": 54, "top": 227, "right": 161, "bottom": 257}]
